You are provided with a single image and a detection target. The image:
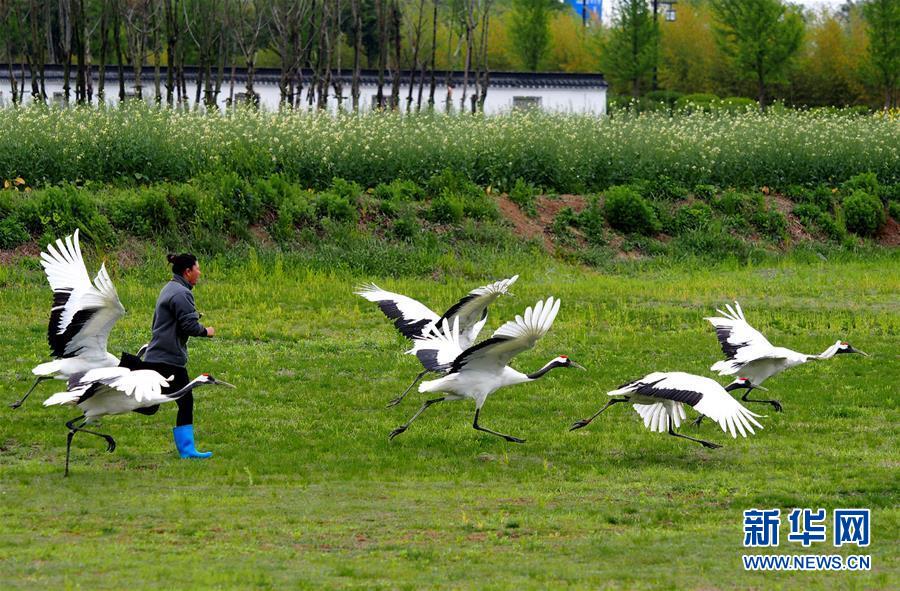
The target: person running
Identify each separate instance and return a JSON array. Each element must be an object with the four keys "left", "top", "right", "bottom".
[{"left": 141, "top": 253, "right": 216, "bottom": 459}]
